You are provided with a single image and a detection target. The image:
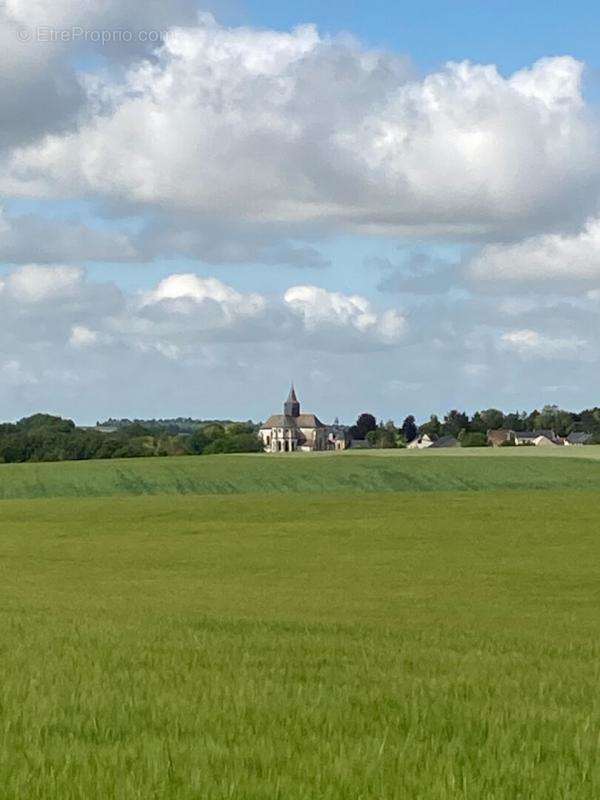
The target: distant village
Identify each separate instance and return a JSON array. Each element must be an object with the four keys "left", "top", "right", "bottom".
[
  {"left": 1, "top": 385, "right": 599, "bottom": 464},
  {"left": 257, "top": 386, "right": 599, "bottom": 452},
  {"left": 408, "top": 429, "right": 593, "bottom": 450}
]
